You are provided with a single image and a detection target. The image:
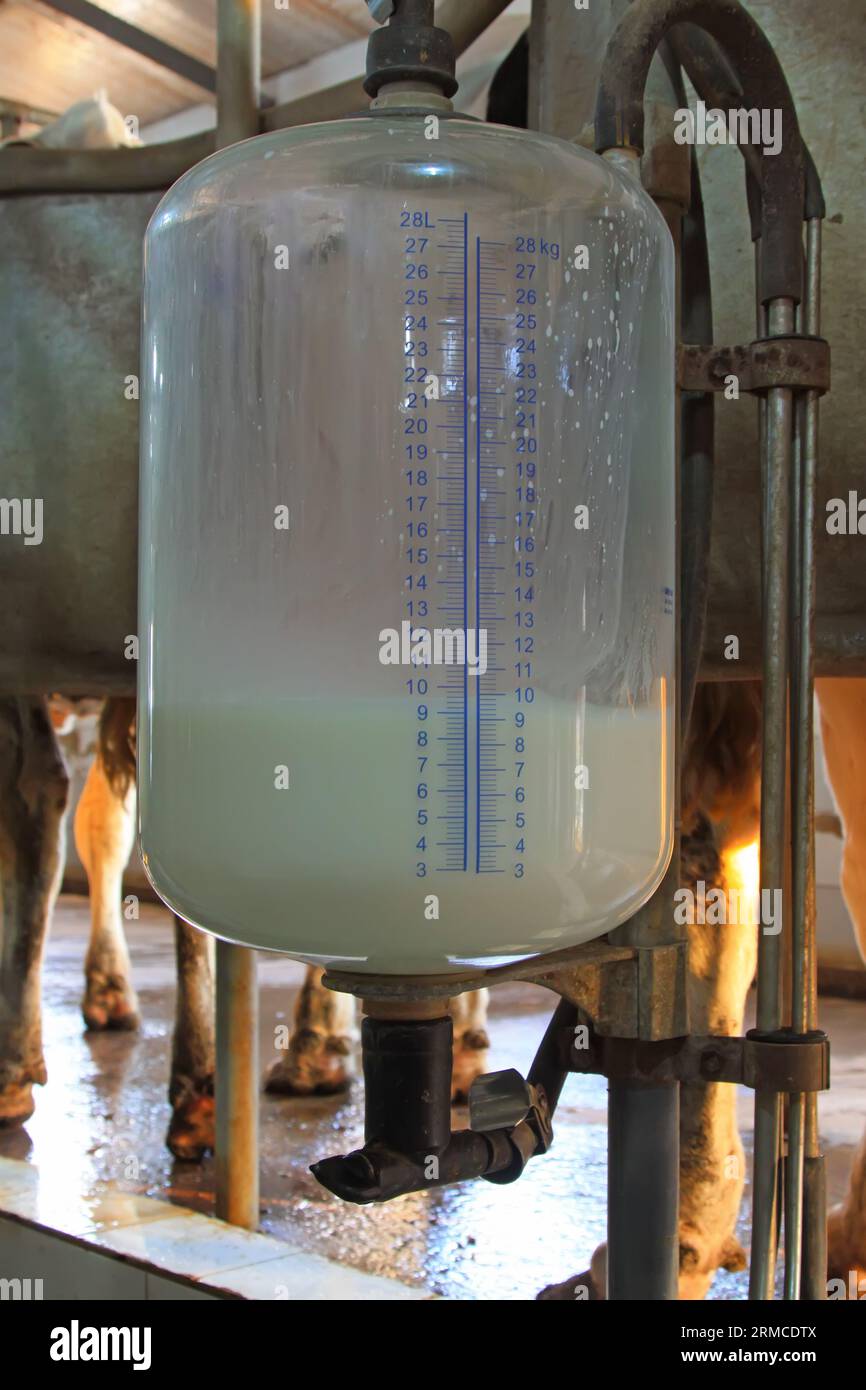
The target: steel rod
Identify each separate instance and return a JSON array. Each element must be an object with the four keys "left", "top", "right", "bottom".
[
  {"left": 784, "top": 1096, "right": 805, "bottom": 1298},
  {"left": 213, "top": 0, "right": 261, "bottom": 1233},
  {"left": 798, "top": 217, "right": 826, "bottom": 1300},
  {"left": 782, "top": 274, "right": 806, "bottom": 1302},
  {"left": 749, "top": 294, "right": 796, "bottom": 1301}
]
